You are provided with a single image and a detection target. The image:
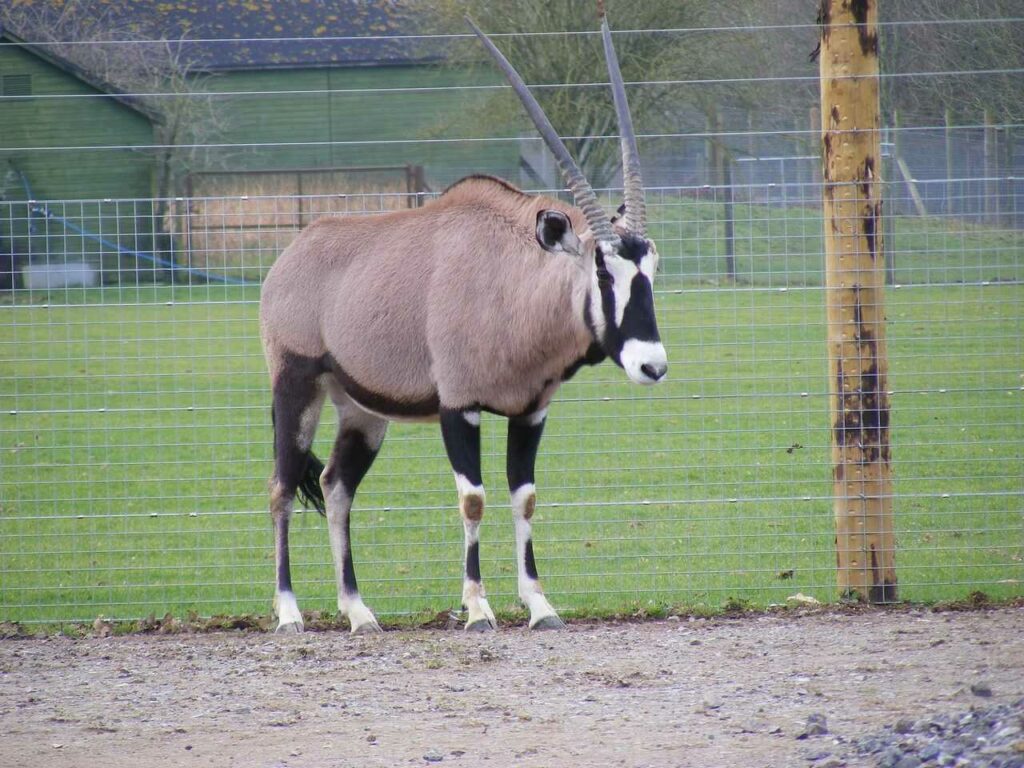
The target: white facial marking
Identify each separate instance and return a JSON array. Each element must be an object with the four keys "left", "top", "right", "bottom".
[
  {"left": 620, "top": 338, "right": 668, "bottom": 385},
  {"left": 606, "top": 255, "right": 640, "bottom": 328},
  {"left": 639, "top": 249, "right": 658, "bottom": 280},
  {"left": 462, "top": 410, "right": 481, "bottom": 427},
  {"left": 588, "top": 285, "right": 607, "bottom": 337}
]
